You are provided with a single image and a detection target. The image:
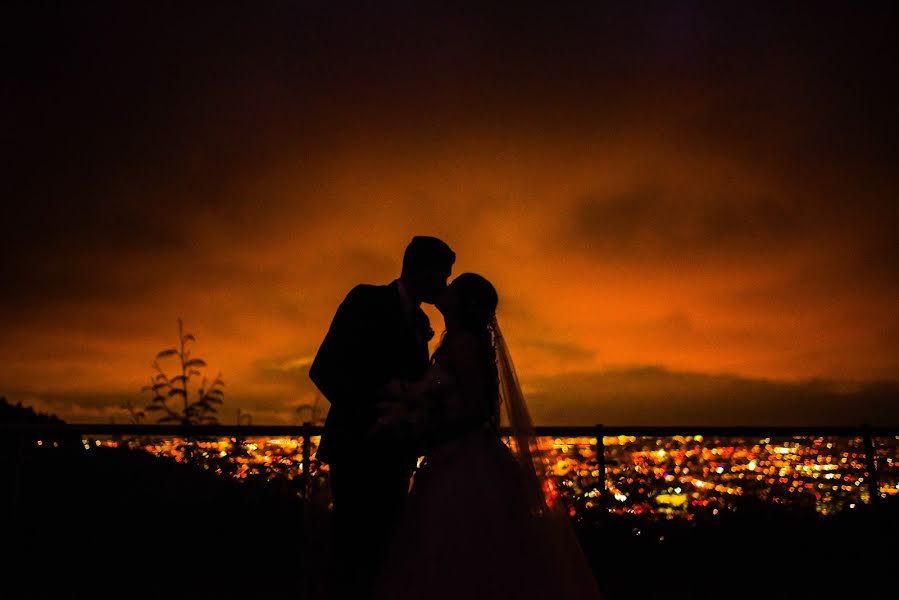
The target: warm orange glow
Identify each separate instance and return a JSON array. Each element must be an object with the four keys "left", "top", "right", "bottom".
[{"left": 4, "top": 5, "right": 897, "bottom": 425}]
